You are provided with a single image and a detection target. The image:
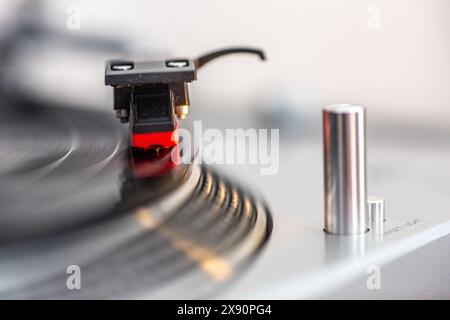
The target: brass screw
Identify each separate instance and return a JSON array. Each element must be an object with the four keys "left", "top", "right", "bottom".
[{"left": 176, "top": 105, "right": 190, "bottom": 120}]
